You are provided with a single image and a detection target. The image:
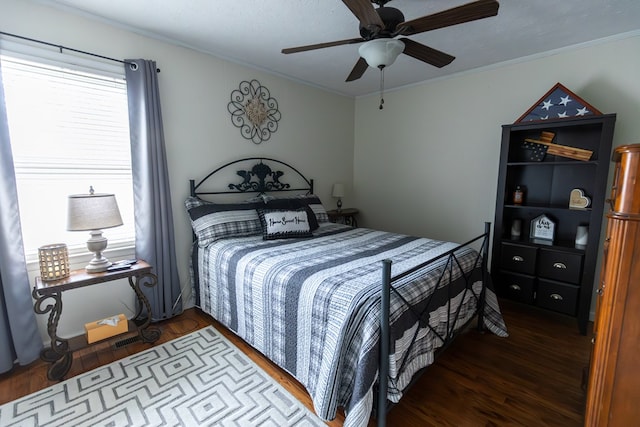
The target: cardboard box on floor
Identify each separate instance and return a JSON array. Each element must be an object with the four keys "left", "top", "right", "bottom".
[{"left": 85, "top": 313, "right": 128, "bottom": 344}]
